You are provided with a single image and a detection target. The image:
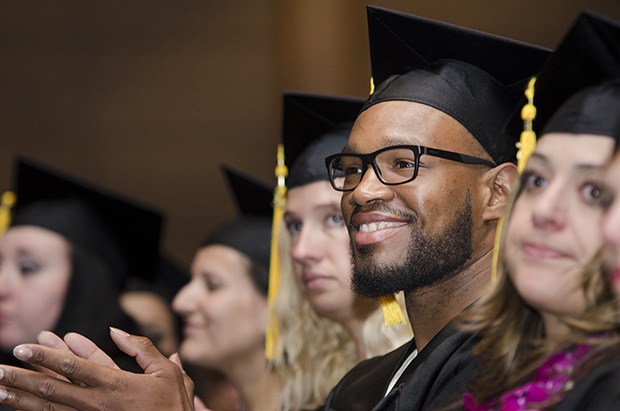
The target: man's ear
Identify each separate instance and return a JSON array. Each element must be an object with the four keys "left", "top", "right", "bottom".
[{"left": 481, "top": 162, "right": 519, "bottom": 222}]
